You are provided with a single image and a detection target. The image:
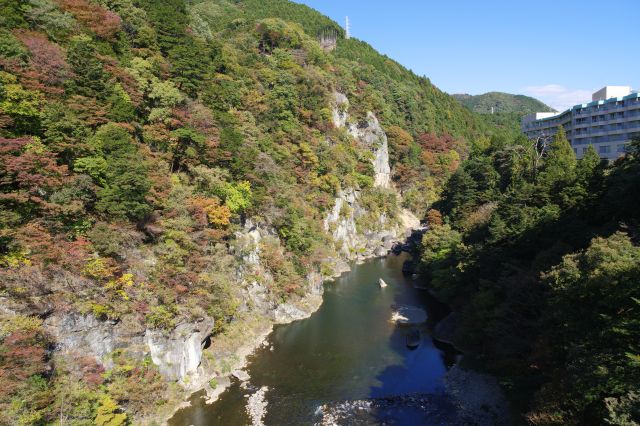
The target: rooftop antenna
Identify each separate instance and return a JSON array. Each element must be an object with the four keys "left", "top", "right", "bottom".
[
  {"left": 491, "top": 106, "right": 495, "bottom": 115},
  {"left": 345, "top": 16, "right": 351, "bottom": 39}
]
